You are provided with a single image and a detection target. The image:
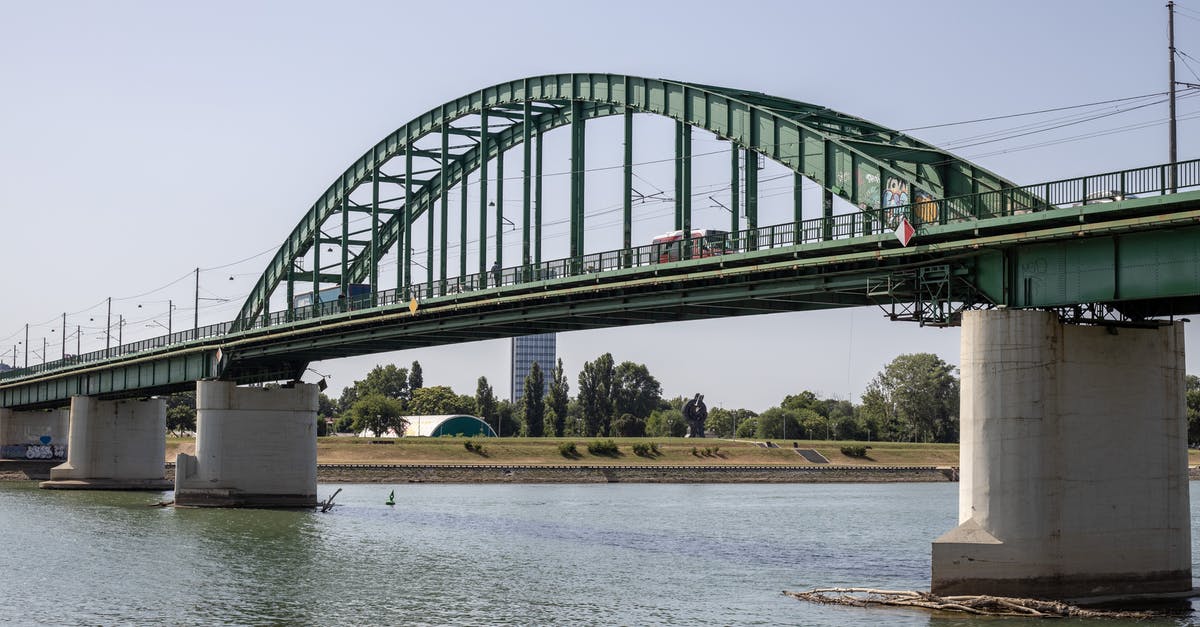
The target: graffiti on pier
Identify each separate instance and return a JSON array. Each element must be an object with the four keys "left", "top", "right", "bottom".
[{"left": 1, "top": 444, "right": 67, "bottom": 460}]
